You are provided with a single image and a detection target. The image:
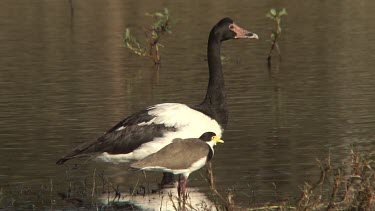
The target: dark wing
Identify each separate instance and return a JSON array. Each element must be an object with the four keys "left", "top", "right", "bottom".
[
  {"left": 130, "top": 139, "right": 211, "bottom": 170},
  {"left": 56, "top": 107, "right": 176, "bottom": 165},
  {"left": 105, "top": 109, "right": 154, "bottom": 133}
]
